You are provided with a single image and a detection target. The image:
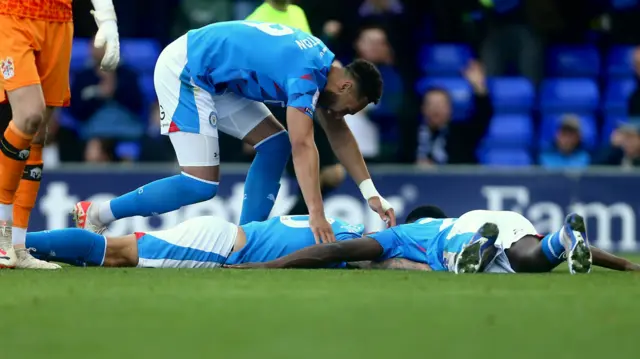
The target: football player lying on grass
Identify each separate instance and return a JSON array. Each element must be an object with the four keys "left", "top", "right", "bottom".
[{"left": 227, "top": 205, "right": 640, "bottom": 274}]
